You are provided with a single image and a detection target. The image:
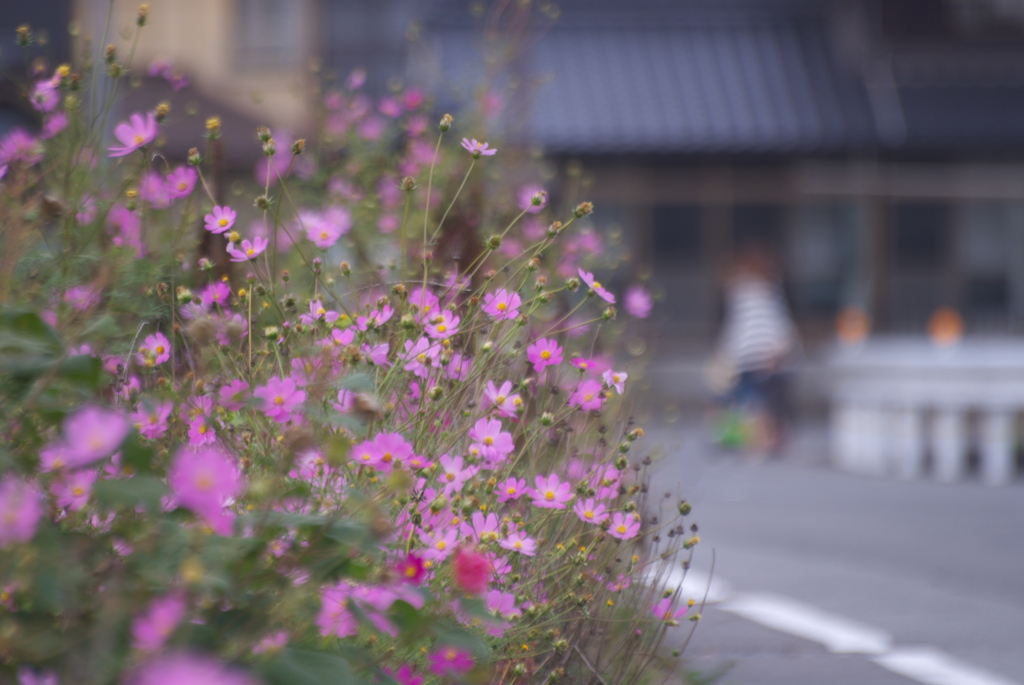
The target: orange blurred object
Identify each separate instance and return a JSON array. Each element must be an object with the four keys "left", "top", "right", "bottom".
[
  {"left": 928, "top": 307, "right": 964, "bottom": 346},
  {"left": 836, "top": 307, "right": 870, "bottom": 344}
]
